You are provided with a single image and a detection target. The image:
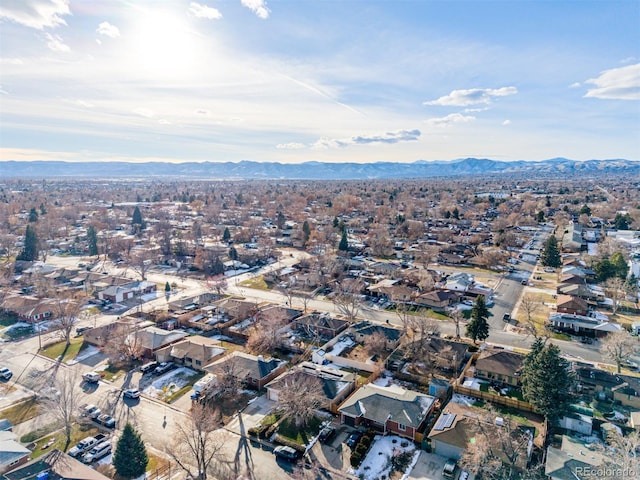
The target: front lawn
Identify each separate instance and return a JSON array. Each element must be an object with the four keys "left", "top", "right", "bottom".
[
  {"left": 276, "top": 415, "right": 323, "bottom": 445},
  {"left": 41, "top": 337, "right": 85, "bottom": 362},
  {"left": 238, "top": 275, "right": 269, "bottom": 290},
  {"left": 0, "top": 398, "right": 40, "bottom": 425},
  {"left": 30, "top": 423, "right": 101, "bottom": 459}
]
